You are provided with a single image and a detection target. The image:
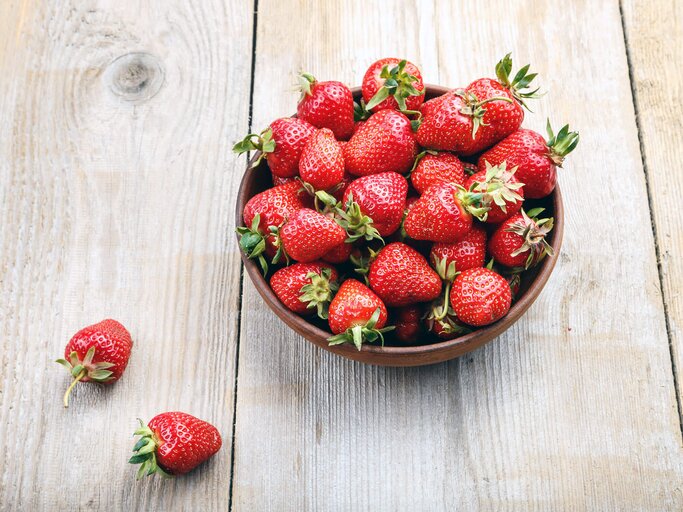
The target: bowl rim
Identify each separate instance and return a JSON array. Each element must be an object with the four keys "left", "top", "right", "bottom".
[{"left": 235, "top": 84, "right": 564, "bottom": 366}]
